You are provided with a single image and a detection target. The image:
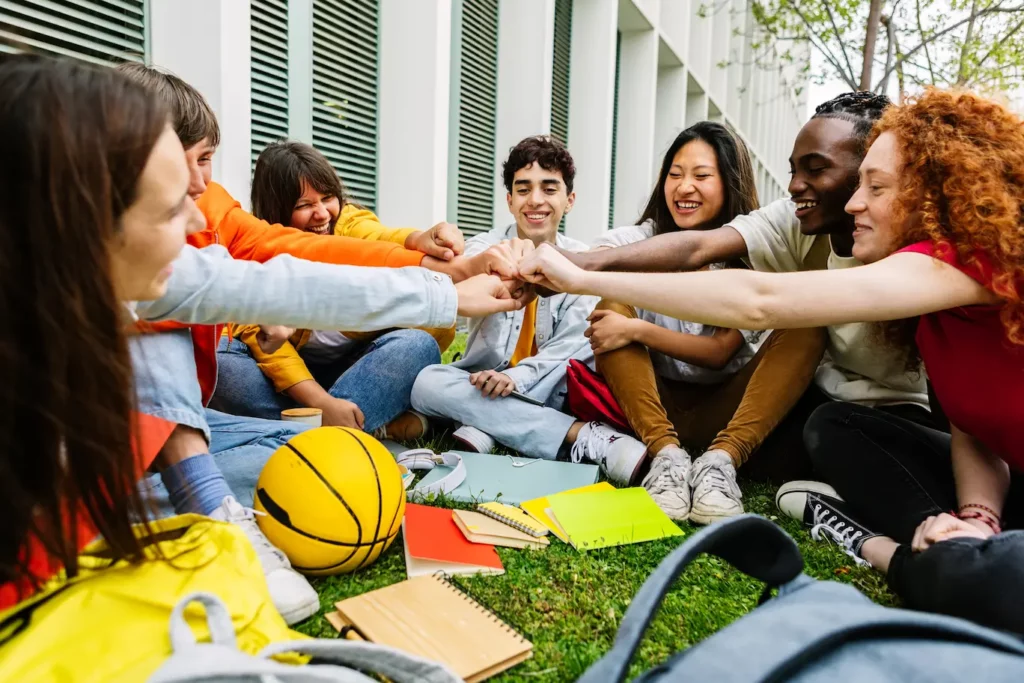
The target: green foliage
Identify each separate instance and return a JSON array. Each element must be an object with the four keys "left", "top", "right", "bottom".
[{"left": 742, "top": 0, "right": 1024, "bottom": 95}]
